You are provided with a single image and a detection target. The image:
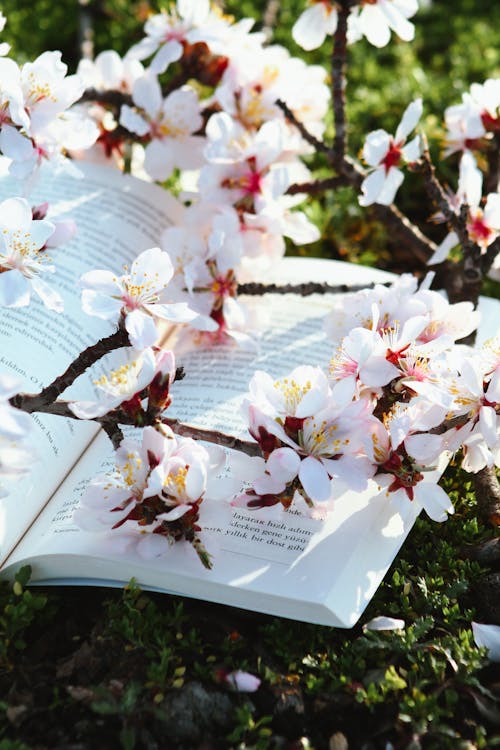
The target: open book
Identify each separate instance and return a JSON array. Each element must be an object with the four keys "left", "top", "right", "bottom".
[{"left": 0, "top": 163, "right": 498, "bottom": 627}]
